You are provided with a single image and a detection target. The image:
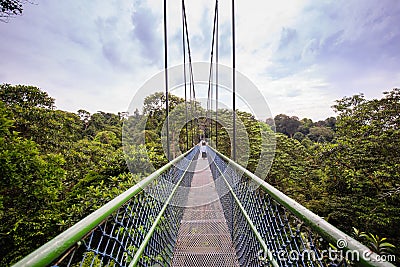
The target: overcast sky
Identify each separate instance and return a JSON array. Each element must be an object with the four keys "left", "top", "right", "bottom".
[{"left": 1, "top": 0, "right": 399, "bottom": 120}]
